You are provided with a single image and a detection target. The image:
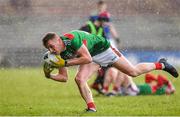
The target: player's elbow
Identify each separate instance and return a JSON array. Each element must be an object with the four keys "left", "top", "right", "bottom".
[{"left": 84, "top": 57, "right": 92, "bottom": 64}]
